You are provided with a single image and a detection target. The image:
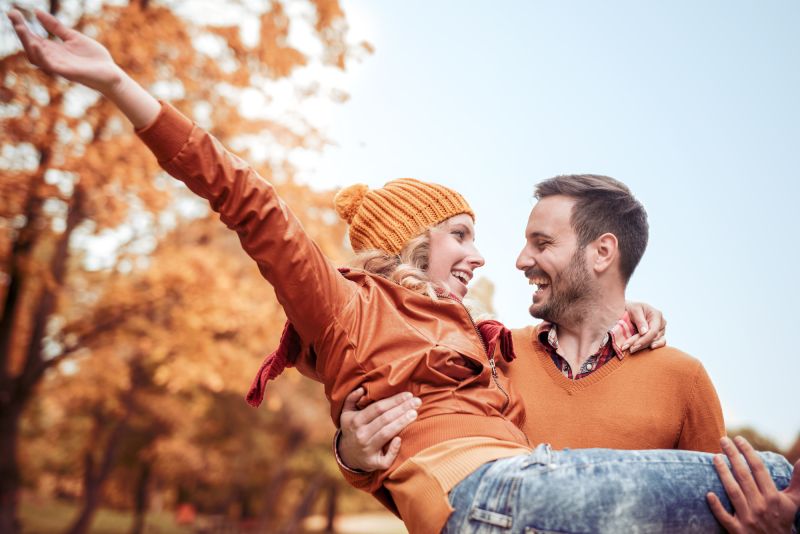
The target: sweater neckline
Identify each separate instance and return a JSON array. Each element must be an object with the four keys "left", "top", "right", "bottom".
[{"left": 527, "top": 326, "right": 630, "bottom": 392}]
